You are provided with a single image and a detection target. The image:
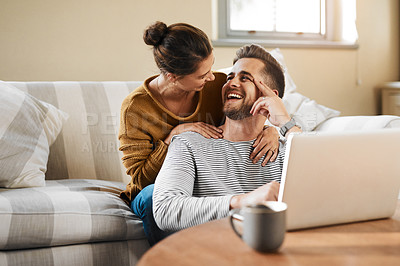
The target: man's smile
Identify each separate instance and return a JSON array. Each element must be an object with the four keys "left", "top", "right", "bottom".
[
  {"left": 227, "top": 93, "right": 243, "bottom": 99},
  {"left": 224, "top": 89, "right": 245, "bottom": 103}
]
